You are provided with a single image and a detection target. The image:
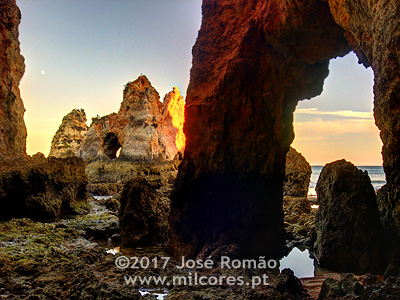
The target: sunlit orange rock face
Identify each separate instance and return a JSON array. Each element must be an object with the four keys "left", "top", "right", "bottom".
[
  {"left": 77, "top": 76, "right": 185, "bottom": 161},
  {"left": 162, "top": 86, "right": 186, "bottom": 152}
]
